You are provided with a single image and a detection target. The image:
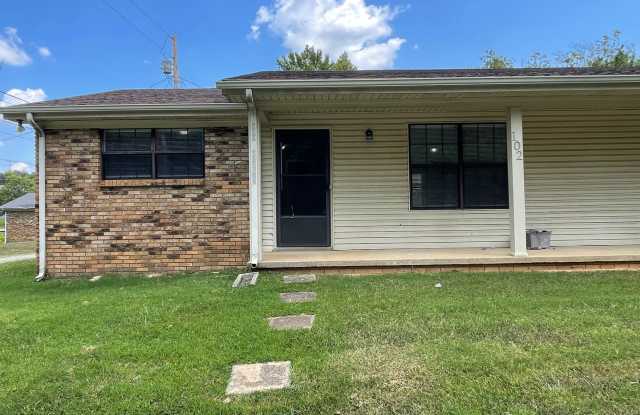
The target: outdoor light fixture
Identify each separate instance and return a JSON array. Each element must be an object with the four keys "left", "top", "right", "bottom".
[
  {"left": 16, "top": 120, "right": 25, "bottom": 133},
  {"left": 365, "top": 128, "right": 374, "bottom": 141}
]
